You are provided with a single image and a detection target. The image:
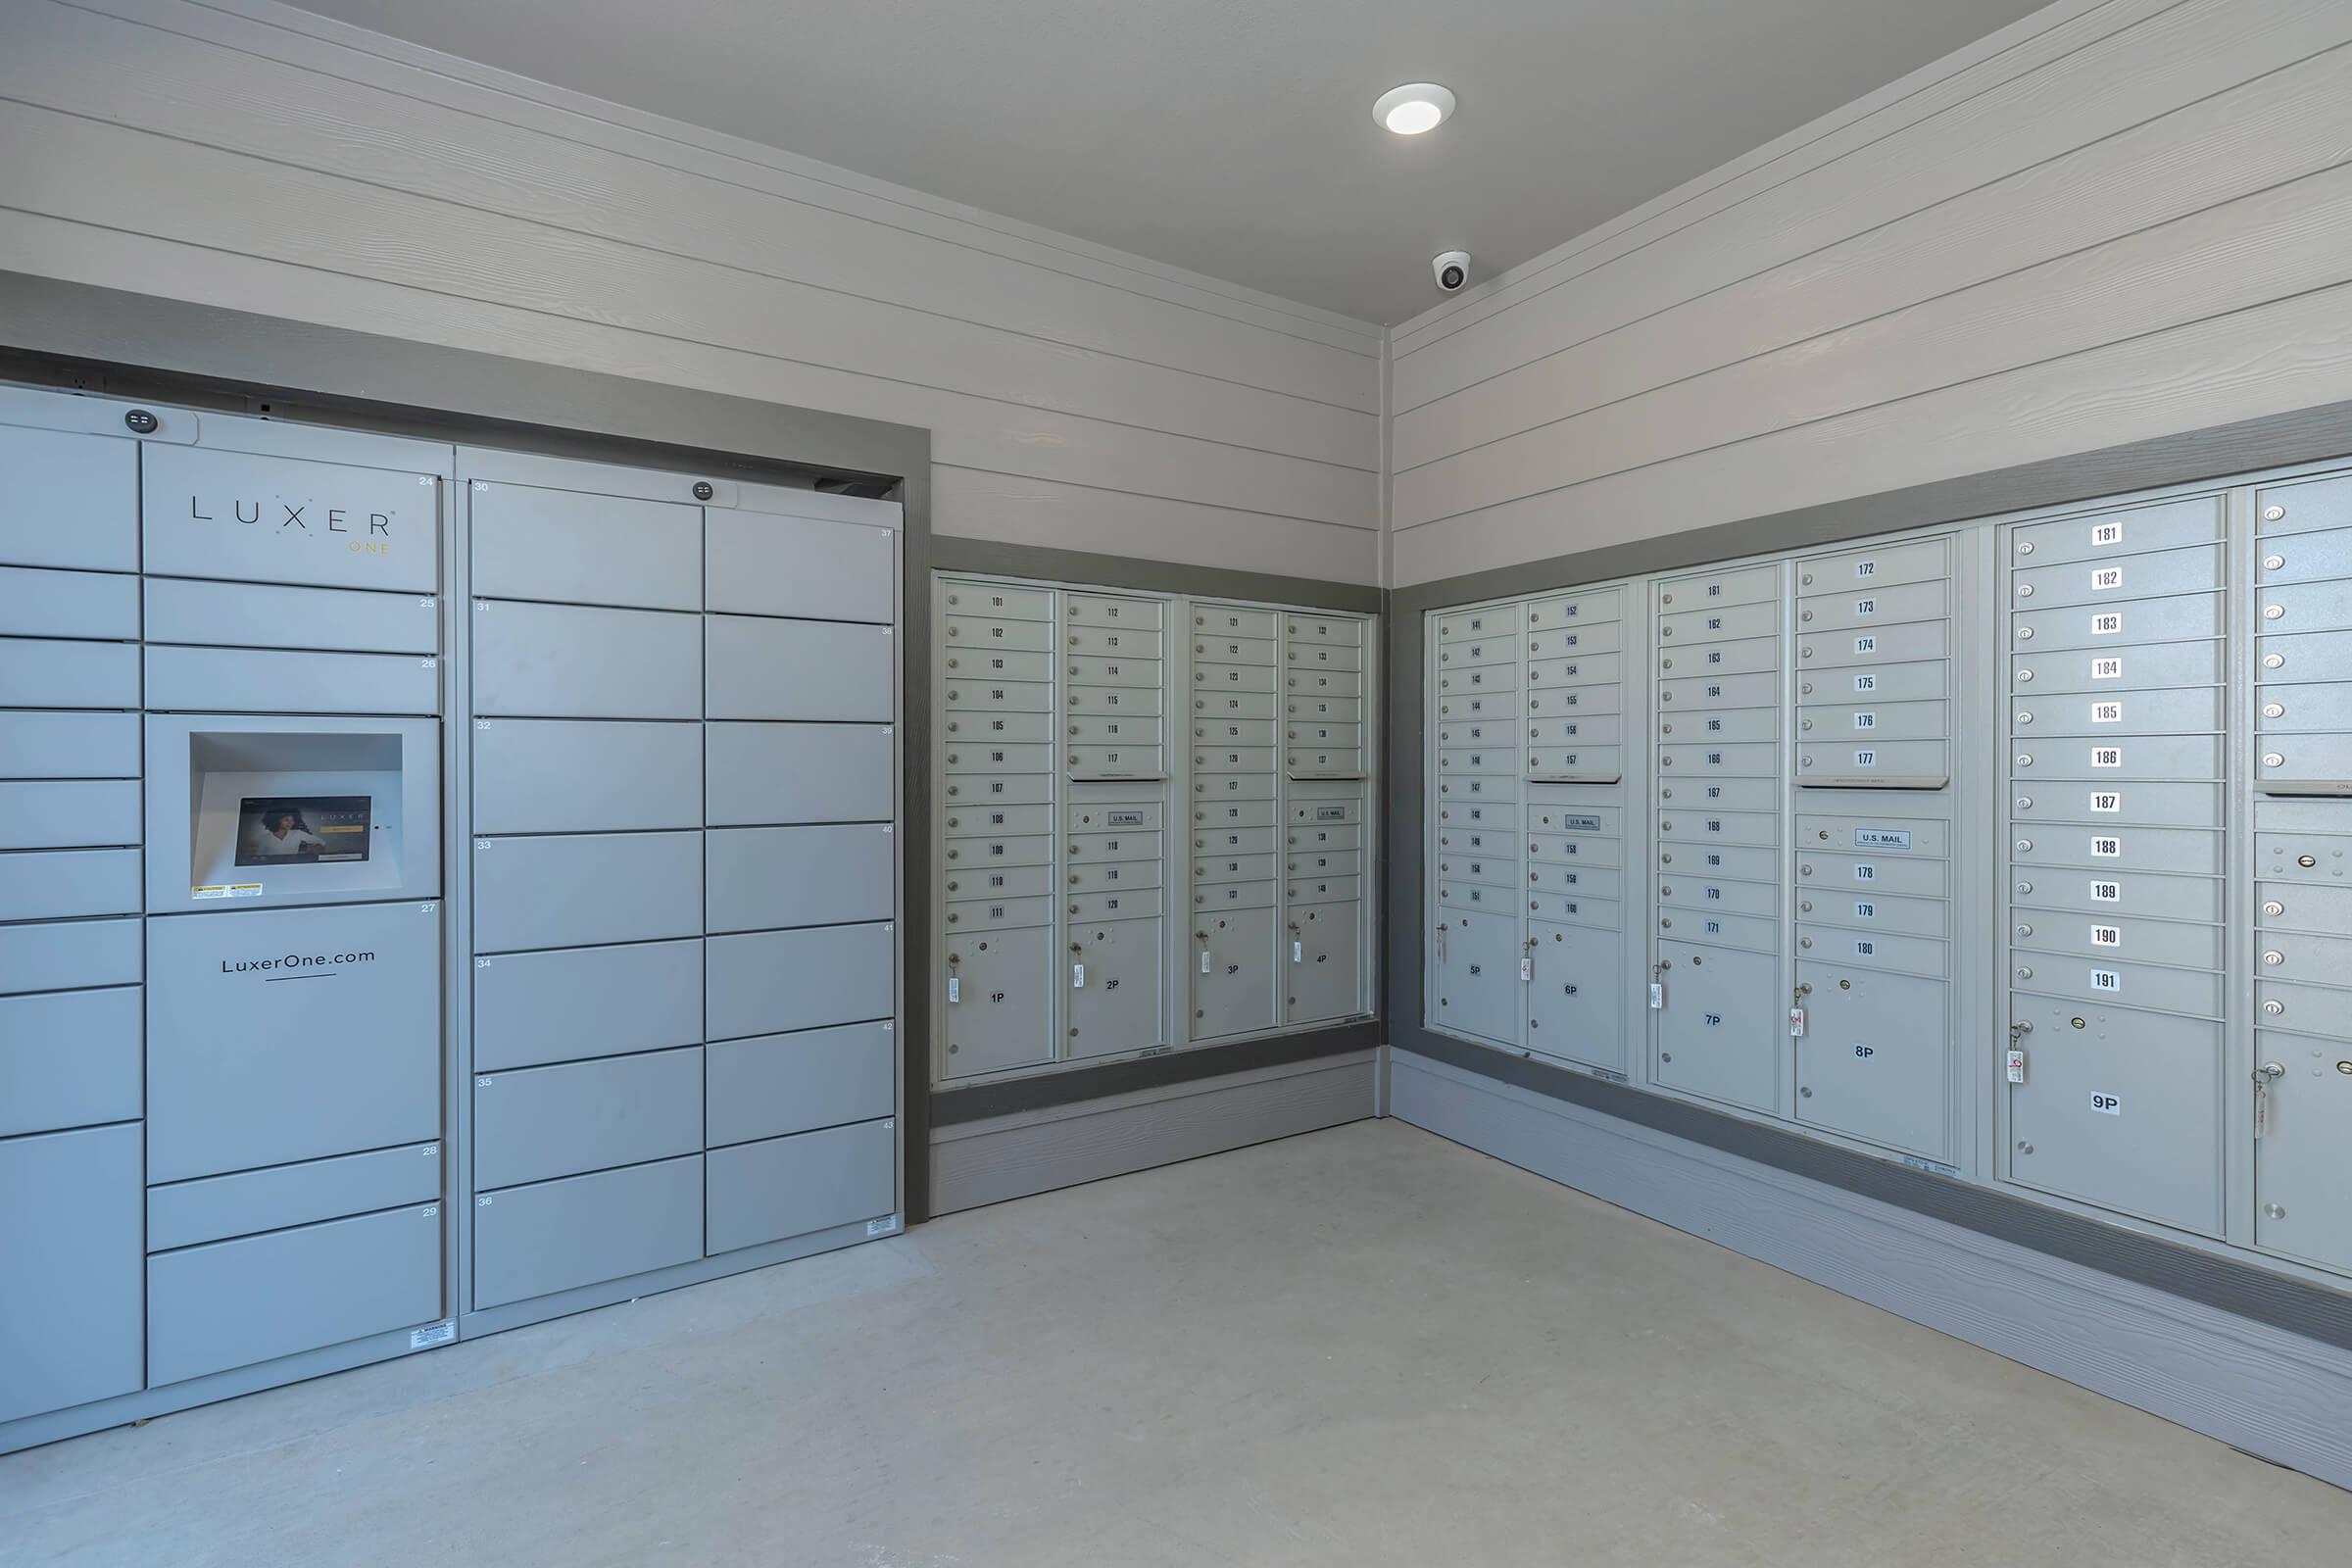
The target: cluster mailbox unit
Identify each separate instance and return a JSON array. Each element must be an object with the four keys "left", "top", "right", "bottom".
[
  {"left": 933, "top": 577, "right": 1376, "bottom": 1084},
  {"left": 0, "top": 383, "right": 905, "bottom": 1451},
  {"left": 1425, "top": 462, "right": 2352, "bottom": 1289}
]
